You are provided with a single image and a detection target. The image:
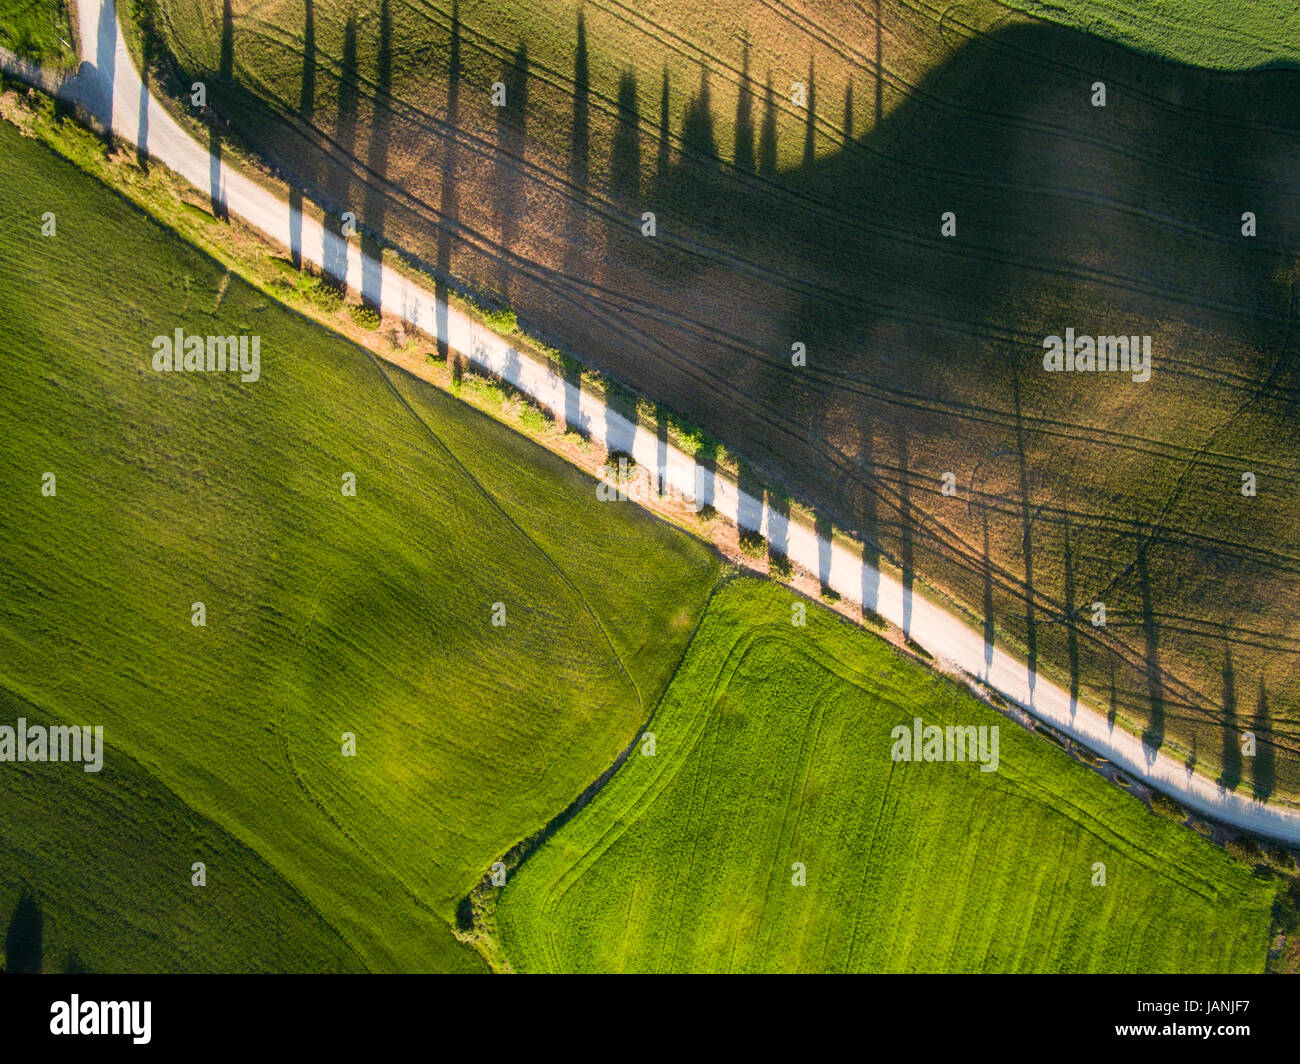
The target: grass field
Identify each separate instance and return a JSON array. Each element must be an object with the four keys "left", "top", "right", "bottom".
[
  {"left": 495, "top": 578, "right": 1276, "bottom": 973},
  {"left": 0, "top": 0, "right": 71, "bottom": 65},
  {"left": 0, "top": 689, "right": 362, "bottom": 973},
  {"left": 130, "top": 0, "right": 1300, "bottom": 801},
  {"left": 1003, "top": 0, "right": 1300, "bottom": 68},
  {"left": 0, "top": 119, "right": 721, "bottom": 971}
]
